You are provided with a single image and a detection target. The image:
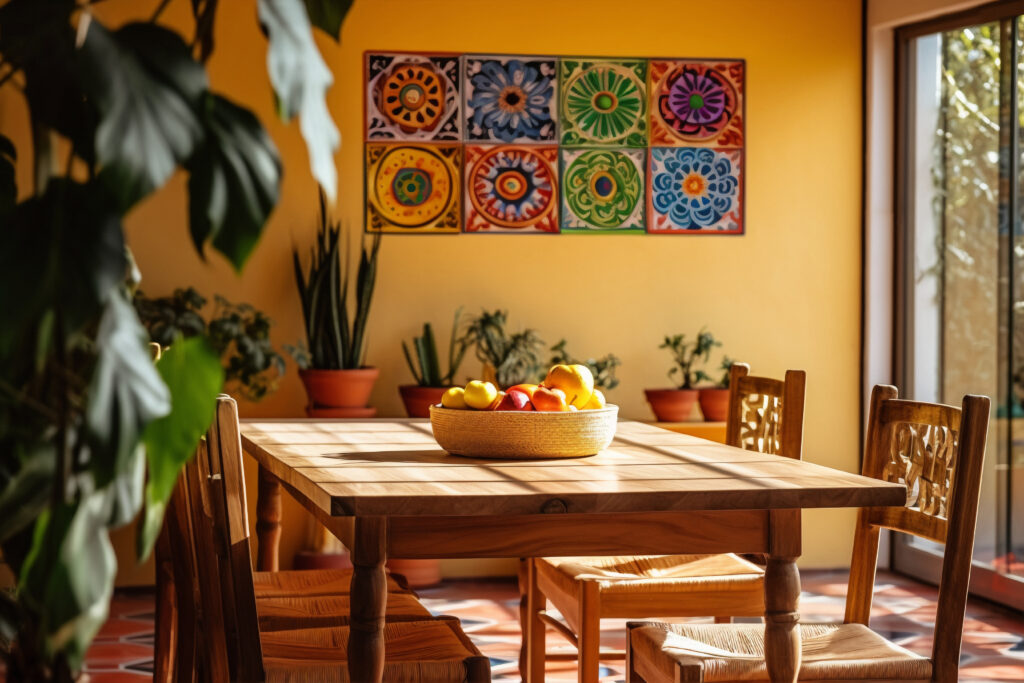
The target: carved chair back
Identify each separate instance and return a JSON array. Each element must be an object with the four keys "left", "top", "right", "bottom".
[
  {"left": 845, "top": 385, "right": 989, "bottom": 682},
  {"left": 724, "top": 363, "right": 806, "bottom": 460}
]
